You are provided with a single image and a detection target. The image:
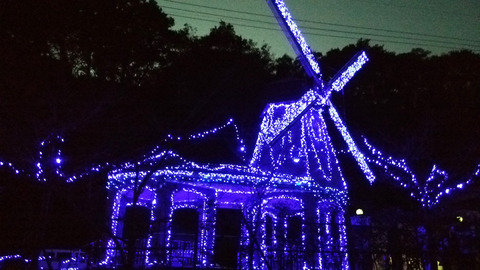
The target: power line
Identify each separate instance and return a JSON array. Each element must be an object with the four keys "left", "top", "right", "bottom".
[
  {"left": 354, "top": 0, "right": 479, "bottom": 20},
  {"left": 162, "top": 5, "right": 480, "bottom": 50},
  {"left": 168, "top": 13, "right": 480, "bottom": 53},
  {"left": 160, "top": 0, "right": 480, "bottom": 53},
  {"left": 160, "top": 0, "right": 480, "bottom": 45}
]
